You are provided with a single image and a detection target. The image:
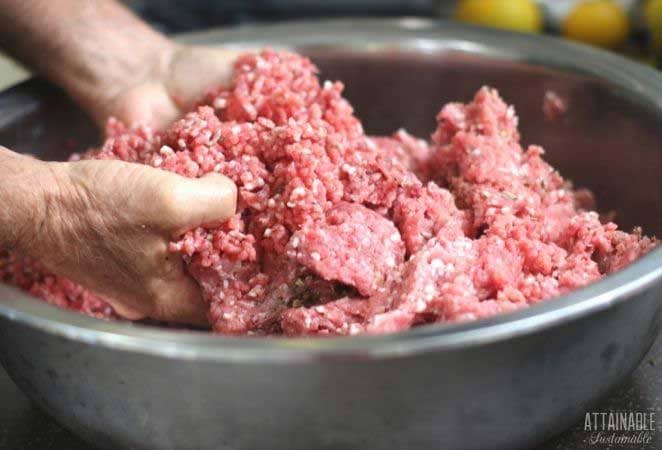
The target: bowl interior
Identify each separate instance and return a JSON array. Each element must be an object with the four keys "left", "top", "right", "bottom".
[{"left": 1, "top": 42, "right": 660, "bottom": 236}]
